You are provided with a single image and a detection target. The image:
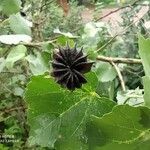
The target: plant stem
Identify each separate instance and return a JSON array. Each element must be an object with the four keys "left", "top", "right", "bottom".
[{"left": 97, "top": 55, "right": 142, "bottom": 64}]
